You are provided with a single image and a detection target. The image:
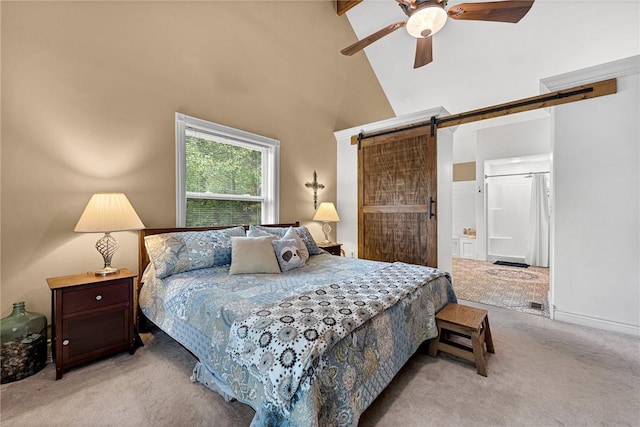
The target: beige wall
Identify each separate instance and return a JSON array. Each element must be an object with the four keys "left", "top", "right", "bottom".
[
  {"left": 452, "top": 162, "right": 476, "bottom": 182},
  {"left": 0, "top": 1, "right": 394, "bottom": 320}
]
